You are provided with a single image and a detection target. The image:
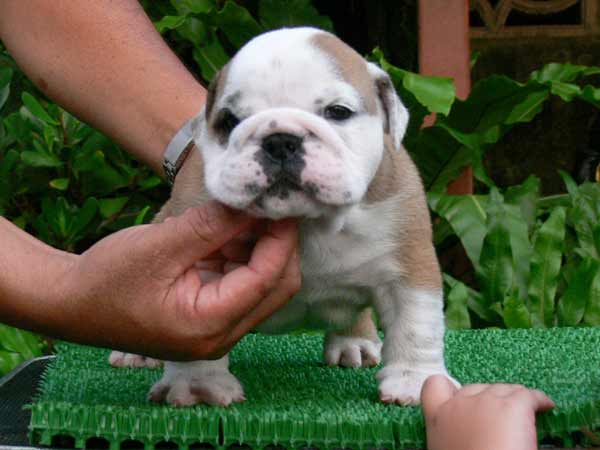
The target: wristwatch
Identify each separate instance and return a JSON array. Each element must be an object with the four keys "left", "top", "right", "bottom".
[{"left": 162, "top": 115, "right": 198, "bottom": 185}]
